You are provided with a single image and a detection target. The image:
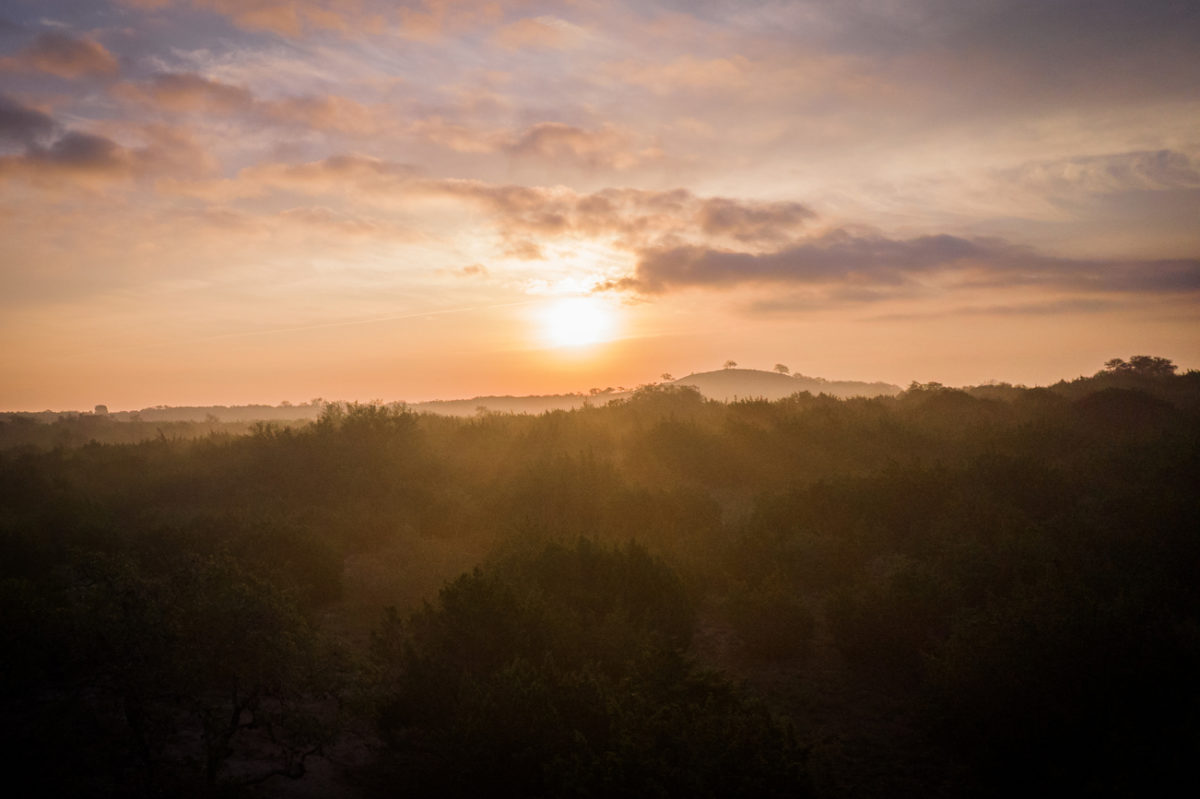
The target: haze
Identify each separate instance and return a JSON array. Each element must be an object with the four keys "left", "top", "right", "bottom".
[{"left": 1, "top": 1, "right": 1198, "bottom": 410}]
